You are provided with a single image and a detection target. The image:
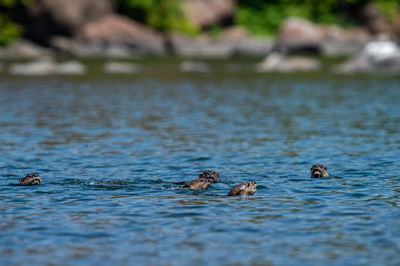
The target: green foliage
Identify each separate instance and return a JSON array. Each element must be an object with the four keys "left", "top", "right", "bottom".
[
  {"left": 0, "top": 0, "right": 31, "bottom": 6},
  {"left": 0, "top": 0, "right": 32, "bottom": 45},
  {"left": 116, "top": 0, "right": 400, "bottom": 37},
  {"left": 117, "top": 0, "right": 198, "bottom": 34},
  {"left": 237, "top": 0, "right": 375, "bottom": 37},
  {"left": 208, "top": 24, "right": 224, "bottom": 39},
  {"left": 0, "top": 16, "right": 21, "bottom": 45},
  {"left": 375, "top": 0, "right": 400, "bottom": 22}
]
